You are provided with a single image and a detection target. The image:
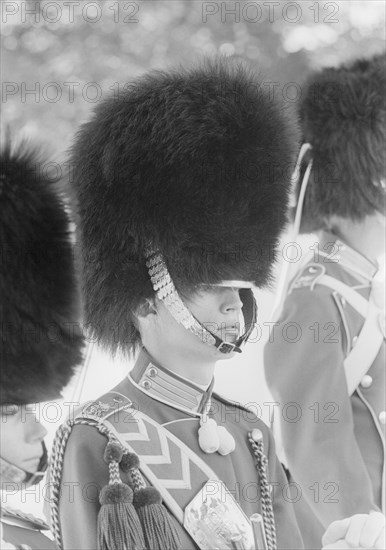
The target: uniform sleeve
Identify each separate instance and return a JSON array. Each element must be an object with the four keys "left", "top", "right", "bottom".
[
  {"left": 264, "top": 288, "right": 377, "bottom": 530},
  {"left": 57, "top": 424, "right": 111, "bottom": 550},
  {"left": 55, "top": 421, "right": 200, "bottom": 550}
]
